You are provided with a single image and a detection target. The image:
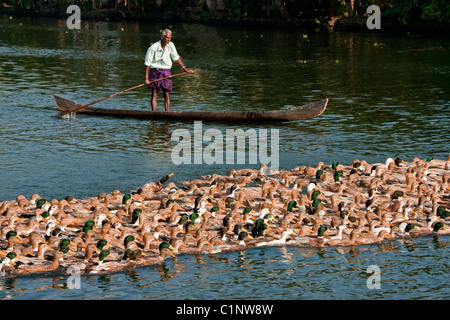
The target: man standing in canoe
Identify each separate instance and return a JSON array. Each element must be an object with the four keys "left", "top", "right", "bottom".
[{"left": 145, "top": 29, "right": 195, "bottom": 111}]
